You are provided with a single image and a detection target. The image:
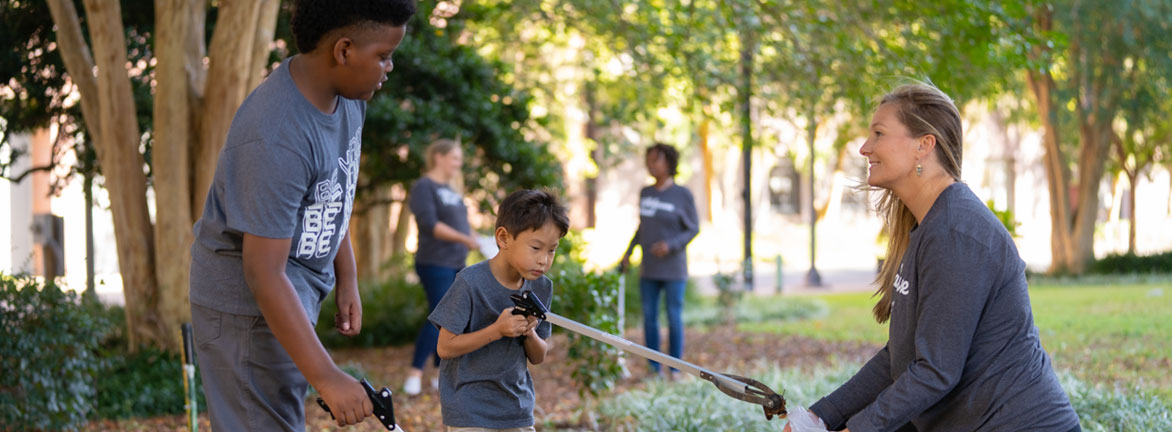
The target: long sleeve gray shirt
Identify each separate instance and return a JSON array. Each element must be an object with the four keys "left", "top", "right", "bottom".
[
  {"left": 625, "top": 184, "right": 699, "bottom": 281},
  {"left": 810, "top": 183, "right": 1079, "bottom": 432}
]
